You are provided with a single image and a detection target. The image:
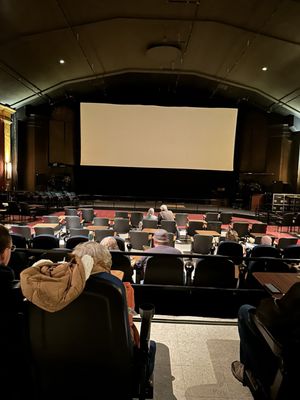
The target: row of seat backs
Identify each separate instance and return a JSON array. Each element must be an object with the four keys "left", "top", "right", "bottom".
[
  {"left": 186, "top": 220, "right": 253, "bottom": 236},
  {"left": 128, "top": 230, "right": 175, "bottom": 250},
  {"left": 8, "top": 245, "right": 133, "bottom": 282},
  {"left": 10, "top": 231, "right": 127, "bottom": 251},
  {"left": 277, "top": 212, "right": 300, "bottom": 230},
  {"left": 65, "top": 209, "right": 151, "bottom": 228},
  {"left": 140, "top": 255, "right": 238, "bottom": 288}
]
